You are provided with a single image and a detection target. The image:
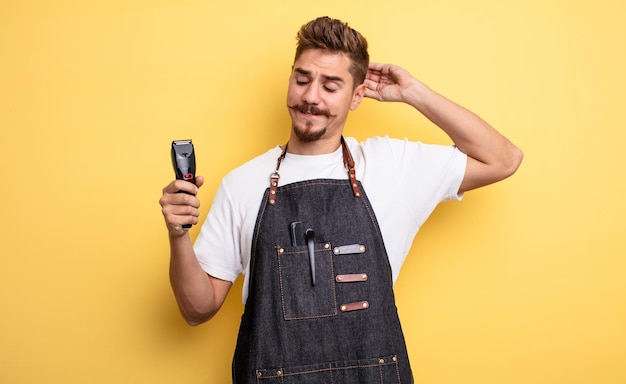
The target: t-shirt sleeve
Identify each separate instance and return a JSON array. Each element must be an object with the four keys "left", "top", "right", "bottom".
[
  {"left": 360, "top": 136, "right": 466, "bottom": 203},
  {"left": 193, "top": 179, "right": 243, "bottom": 283},
  {"left": 406, "top": 141, "right": 467, "bottom": 202}
]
